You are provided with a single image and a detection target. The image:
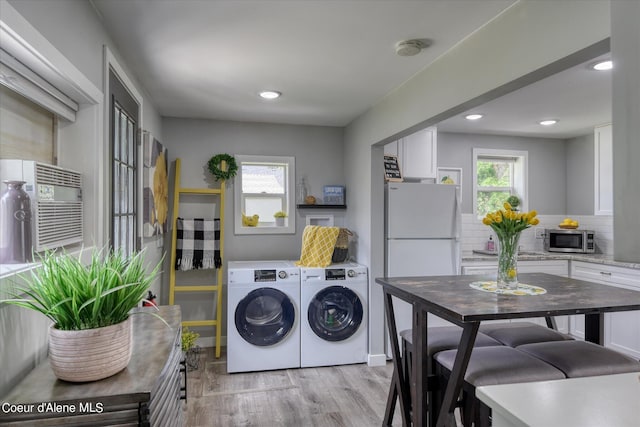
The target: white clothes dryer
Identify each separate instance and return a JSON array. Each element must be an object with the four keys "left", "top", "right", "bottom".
[
  {"left": 300, "top": 262, "right": 368, "bottom": 367},
  {"left": 227, "top": 261, "right": 300, "bottom": 373}
]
